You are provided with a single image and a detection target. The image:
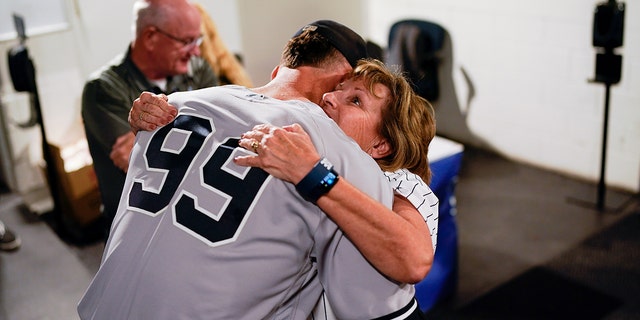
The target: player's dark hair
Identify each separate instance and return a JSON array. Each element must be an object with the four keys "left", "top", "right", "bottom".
[{"left": 281, "top": 30, "right": 342, "bottom": 69}]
